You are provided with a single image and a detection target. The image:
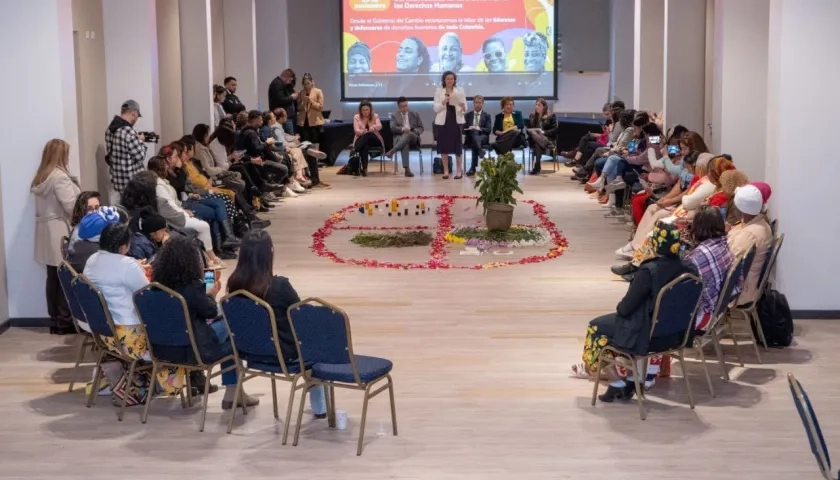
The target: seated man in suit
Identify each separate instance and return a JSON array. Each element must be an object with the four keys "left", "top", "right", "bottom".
[
  {"left": 492, "top": 96, "right": 525, "bottom": 155},
  {"left": 464, "top": 95, "right": 491, "bottom": 176},
  {"left": 386, "top": 96, "right": 424, "bottom": 177}
]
